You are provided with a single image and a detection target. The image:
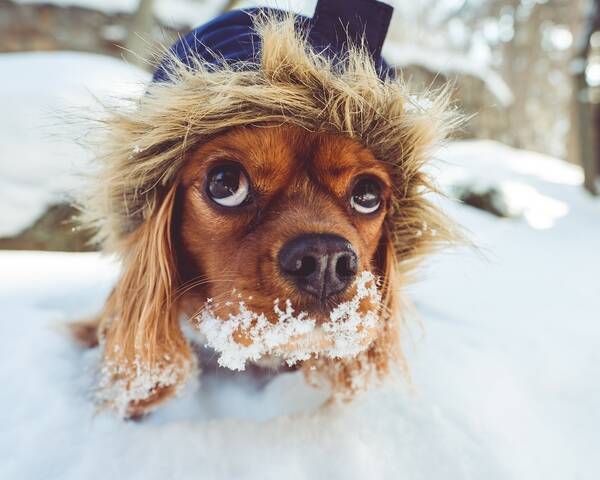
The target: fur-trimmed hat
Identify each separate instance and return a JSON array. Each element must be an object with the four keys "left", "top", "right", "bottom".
[
  {"left": 153, "top": 0, "right": 394, "bottom": 82},
  {"left": 83, "top": 0, "right": 460, "bottom": 268}
]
